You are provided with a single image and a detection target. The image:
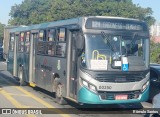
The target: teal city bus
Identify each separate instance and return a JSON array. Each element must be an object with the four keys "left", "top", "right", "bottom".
[{"left": 7, "top": 16, "right": 150, "bottom": 105}]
